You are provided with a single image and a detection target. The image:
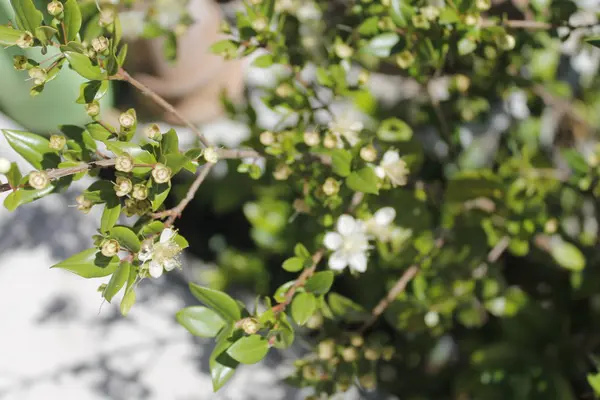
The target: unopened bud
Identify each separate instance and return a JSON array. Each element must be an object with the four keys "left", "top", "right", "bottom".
[
  {"left": 303, "top": 131, "right": 320, "bottom": 147},
  {"left": 152, "top": 163, "right": 171, "bottom": 183},
  {"left": 99, "top": 8, "right": 116, "bottom": 26},
  {"left": 91, "top": 36, "right": 109, "bottom": 53},
  {"left": 360, "top": 145, "right": 377, "bottom": 162},
  {"left": 364, "top": 347, "right": 380, "bottom": 361},
  {"left": 350, "top": 334, "right": 364, "bottom": 347},
  {"left": 16, "top": 31, "right": 34, "bottom": 48},
  {"left": 381, "top": 345, "right": 395, "bottom": 361},
  {"left": 143, "top": 123, "right": 162, "bottom": 140},
  {"left": 544, "top": 218, "right": 558, "bottom": 234},
  {"left": 454, "top": 74, "right": 470, "bottom": 92},
  {"left": 273, "top": 163, "right": 292, "bottom": 180},
  {"left": 47, "top": 0, "right": 64, "bottom": 17},
  {"left": 323, "top": 133, "right": 338, "bottom": 149},
  {"left": 28, "top": 67, "right": 47, "bottom": 85},
  {"left": 318, "top": 339, "right": 335, "bottom": 360},
  {"left": 420, "top": 6, "right": 439, "bottom": 21},
  {"left": 49, "top": 135, "right": 66, "bottom": 150},
  {"left": 132, "top": 184, "right": 148, "bottom": 200},
  {"left": 412, "top": 14, "right": 430, "bottom": 29},
  {"left": 357, "top": 70, "right": 370, "bottom": 85},
  {"left": 259, "top": 131, "right": 275, "bottom": 146},
  {"left": 396, "top": 51, "right": 415, "bottom": 69},
  {"left": 424, "top": 310, "right": 440, "bottom": 327},
  {"left": 101, "top": 239, "right": 120, "bottom": 257},
  {"left": 114, "top": 176, "right": 133, "bottom": 197},
  {"left": 322, "top": 177, "right": 340, "bottom": 196},
  {"left": 115, "top": 154, "right": 134, "bottom": 172},
  {"left": 29, "top": 171, "right": 49, "bottom": 189},
  {"left": 119, "top": 112, "right": 136, "bottom": 129},
  {"left": 476, "top": 0, "right": 491, "bottom": 11},
  {"left": 496, "top": 33, "right": 516, "bottom": 50},
  {"left": 358, "top": 373, "right": 377, "bottom": 390},
  {"left": 13, "top": 55, "right": 28, "bottom": 71},
  {"left": 75, "top": 194, "right": 93, "bottom": 213},
  {"left": 275, "top": 83, "right": 293, "bottom": 98},
  {"left": 334, "top": 42, "right": 354, "bottom": 59},
  {"left": 306, "top": 313, "right": 323, "bottom": 329},
  {"left": 464, "top": 13, "right": 480, "bottom": 26},
  {"left": 251, "top": 16, "right": 269, "bottom": 31},
  {"left": 0, "top": 158, "right": 10, "bottom": 174},
  {"left": 241, "top": 318, "right": 260, "bottom": 334},
  {"left": 341, "top": 347, "right": 358, "bottom": 362},
  {"left": 85, "top": 102, "right": 100, "bottom": 117},
  {"left": 302, "top": 365, "right": 318, "bottom": 380},
  {"left": 203, "top": 147, "right": 219, "bottom": 164}
]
